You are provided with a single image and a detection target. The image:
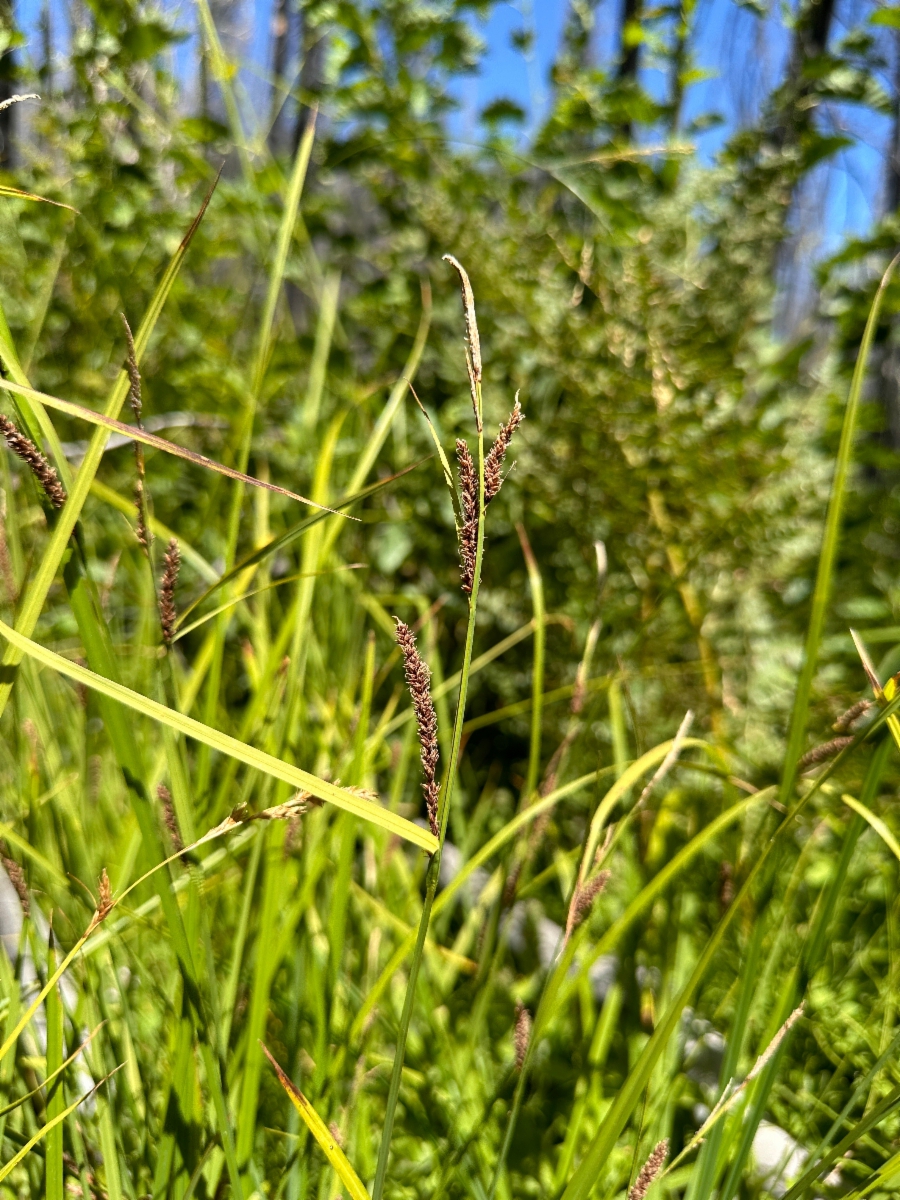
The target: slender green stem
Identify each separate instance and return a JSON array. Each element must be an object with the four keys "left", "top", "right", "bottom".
[
  {"left": 370, "top": 378, "right": 486, "bottom": 1200},
  {"left": 779, "top": 251, "right": 900, "bottom": 807}
]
